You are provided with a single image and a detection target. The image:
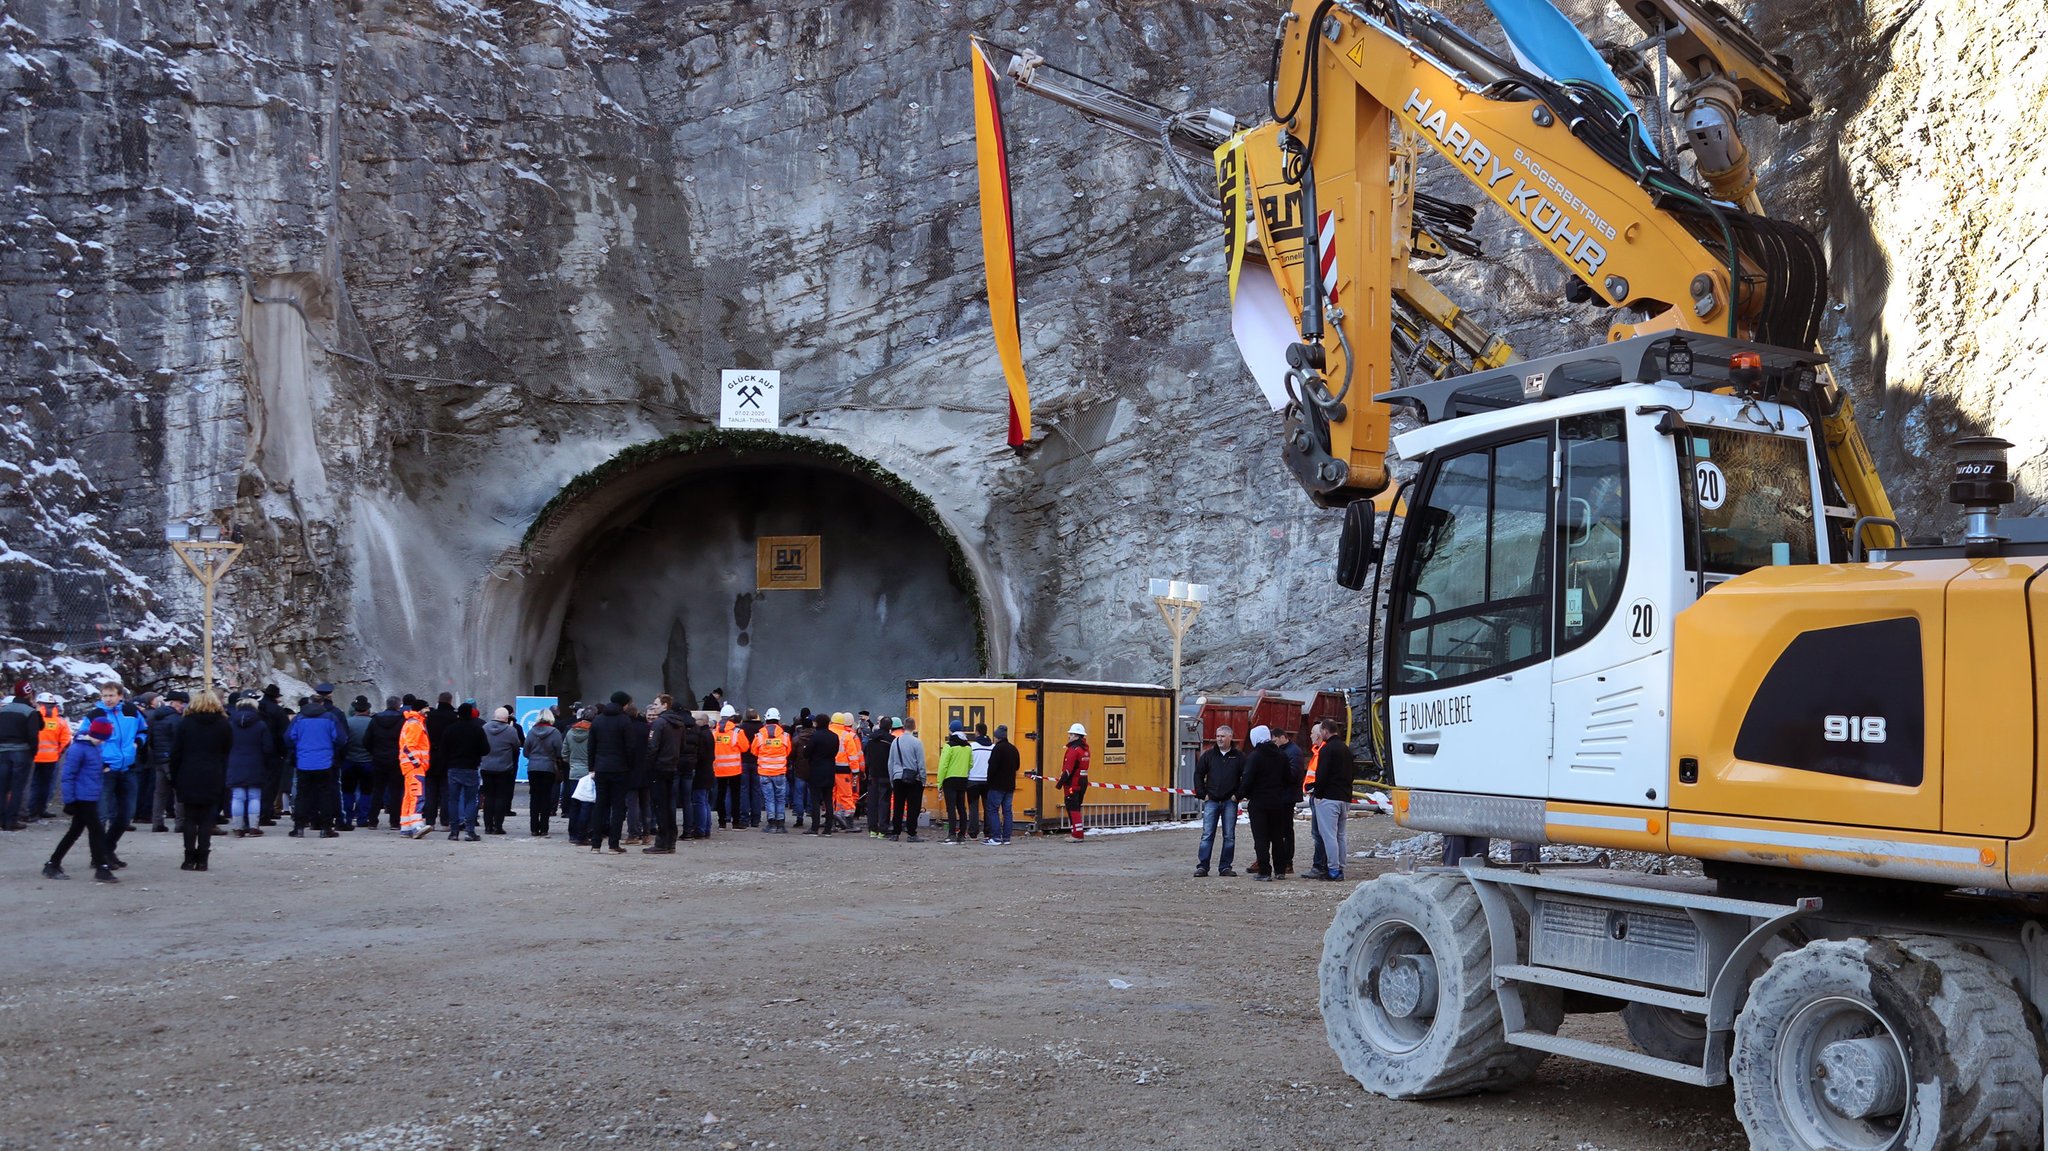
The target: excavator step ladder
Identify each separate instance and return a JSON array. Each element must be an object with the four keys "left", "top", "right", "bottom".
[{"left": 1458, "top": 860, "right": 1819, "bottom": 1086}]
